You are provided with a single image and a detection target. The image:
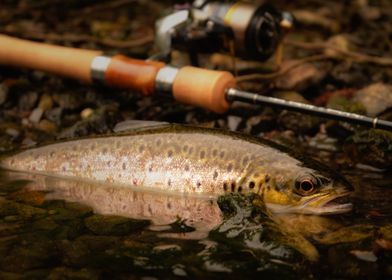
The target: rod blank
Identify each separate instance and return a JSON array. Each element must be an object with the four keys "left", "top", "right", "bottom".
[{"left": 226, "top": 88, "right": 392, "bottom": 131}]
